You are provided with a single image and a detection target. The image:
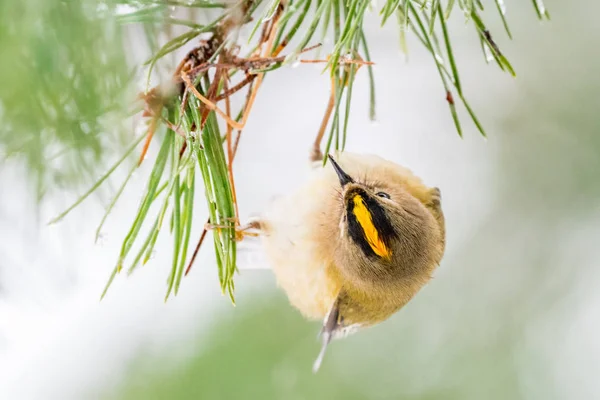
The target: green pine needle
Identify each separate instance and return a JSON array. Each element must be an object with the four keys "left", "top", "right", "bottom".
[{"left": 5, "top": 0, "right": 550, "bottom": 303}]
